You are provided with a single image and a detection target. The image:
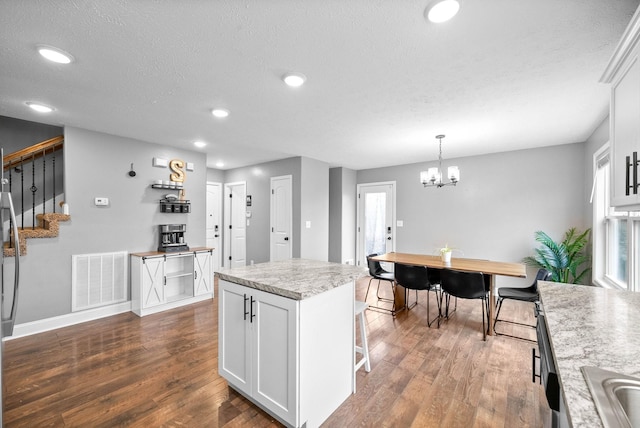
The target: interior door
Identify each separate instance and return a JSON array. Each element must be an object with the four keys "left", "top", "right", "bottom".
[
  {"left": 224, "top": 182, "right": 247, "bottom": 268},
  {"left": 270, "top": 175, "right": 292, "bottom": 261},
  {"left": 356, "top": 182, "right": 396, "bottom": 267},
  {"left": 206, "top": 182, "right": 222, "bottom": 272}
]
